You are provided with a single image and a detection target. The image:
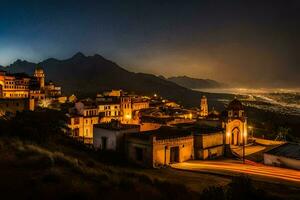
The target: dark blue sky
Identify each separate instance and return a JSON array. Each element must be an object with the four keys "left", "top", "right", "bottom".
[{"left": 1, "top": 0, "right": 299, "bottom": 87}]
